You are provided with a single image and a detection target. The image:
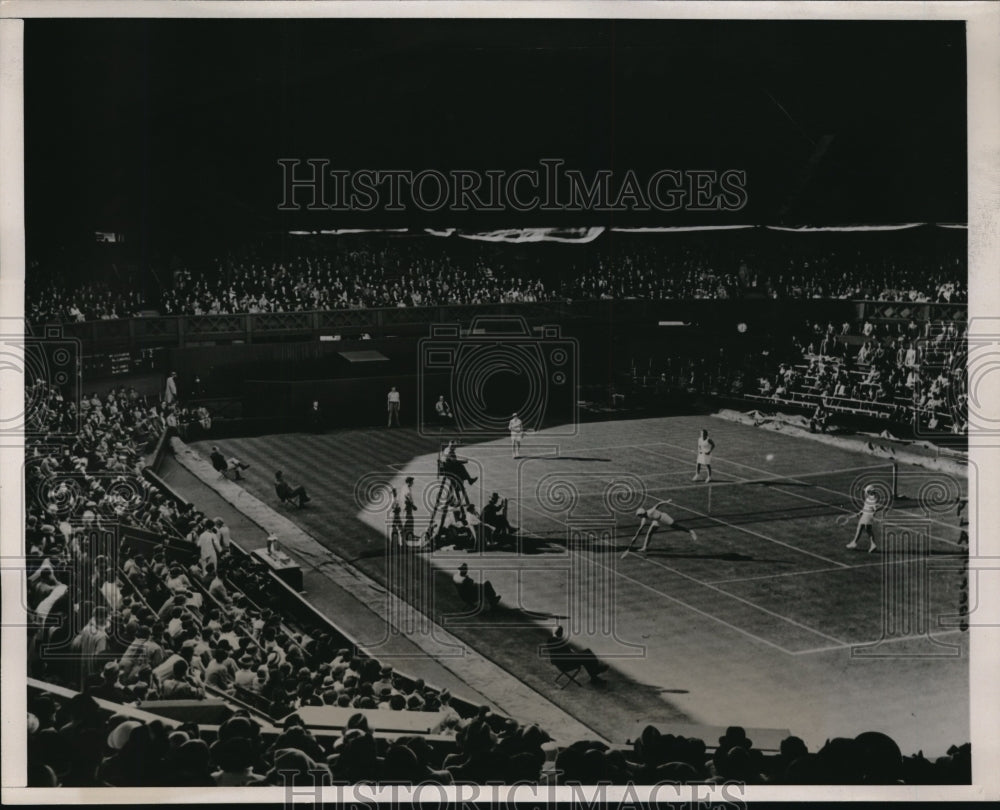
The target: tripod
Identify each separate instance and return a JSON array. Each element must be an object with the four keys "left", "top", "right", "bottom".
[{"left": 423, "top": 461, "right": 474, "bottom": 546}]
